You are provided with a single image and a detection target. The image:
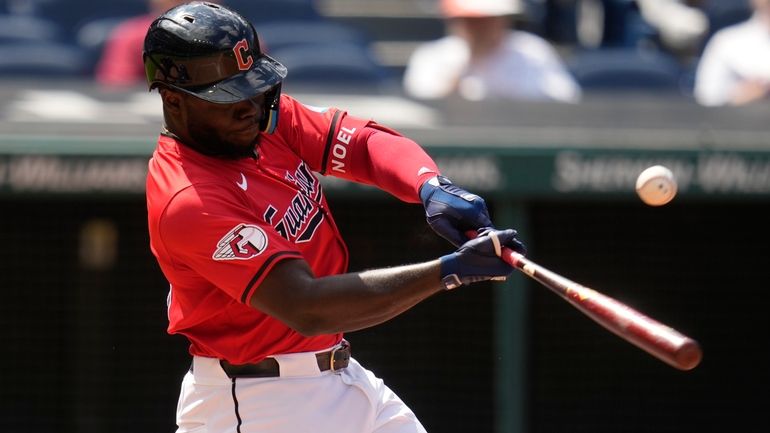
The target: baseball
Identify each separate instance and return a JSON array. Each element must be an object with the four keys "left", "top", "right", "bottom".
[{"left": 635, "top": 165, "right": 677, "bottom": 206}]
